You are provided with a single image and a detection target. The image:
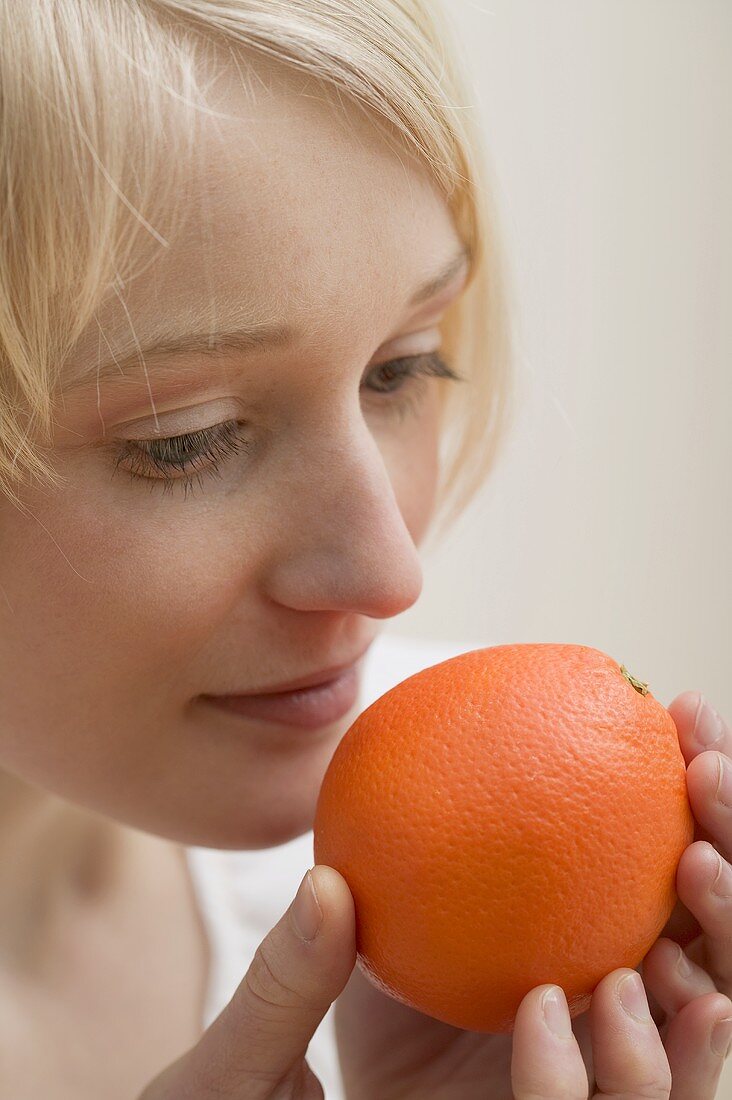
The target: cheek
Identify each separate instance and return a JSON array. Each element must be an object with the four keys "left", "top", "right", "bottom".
[
  {"left": 0, "top": 487, "right": 328, "bottom": 840},
  {"left": 0, "top": 401, "right": 439, "bottom": 749},
  {"left": 0, "top": 491, "right": 244, "bottom": 734},
  {"left": 385, "top": 395, "right": 441, "bottom": 544},
  {"left": 0, "top": 490, "right": 260, "bottom": 831}
]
